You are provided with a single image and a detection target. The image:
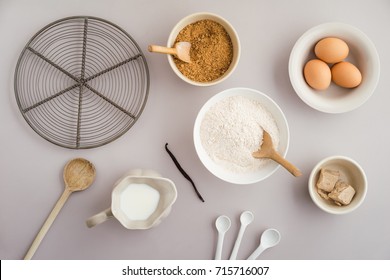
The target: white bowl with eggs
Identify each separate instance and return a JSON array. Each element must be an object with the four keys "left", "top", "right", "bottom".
[
  {"left": 289, "top": 22, "right": 380, "bottom": 113},
  {"left": 193, "top": 87, "right": 289, "bottom": 184}
]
